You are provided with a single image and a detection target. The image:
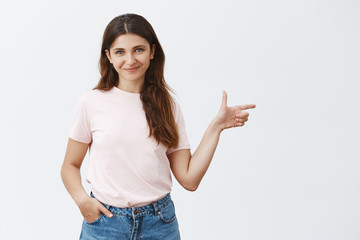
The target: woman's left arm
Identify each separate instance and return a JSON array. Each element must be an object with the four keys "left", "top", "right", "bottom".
[{"left": 168, "top": 91, "right": 256, "bottom": 191}]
